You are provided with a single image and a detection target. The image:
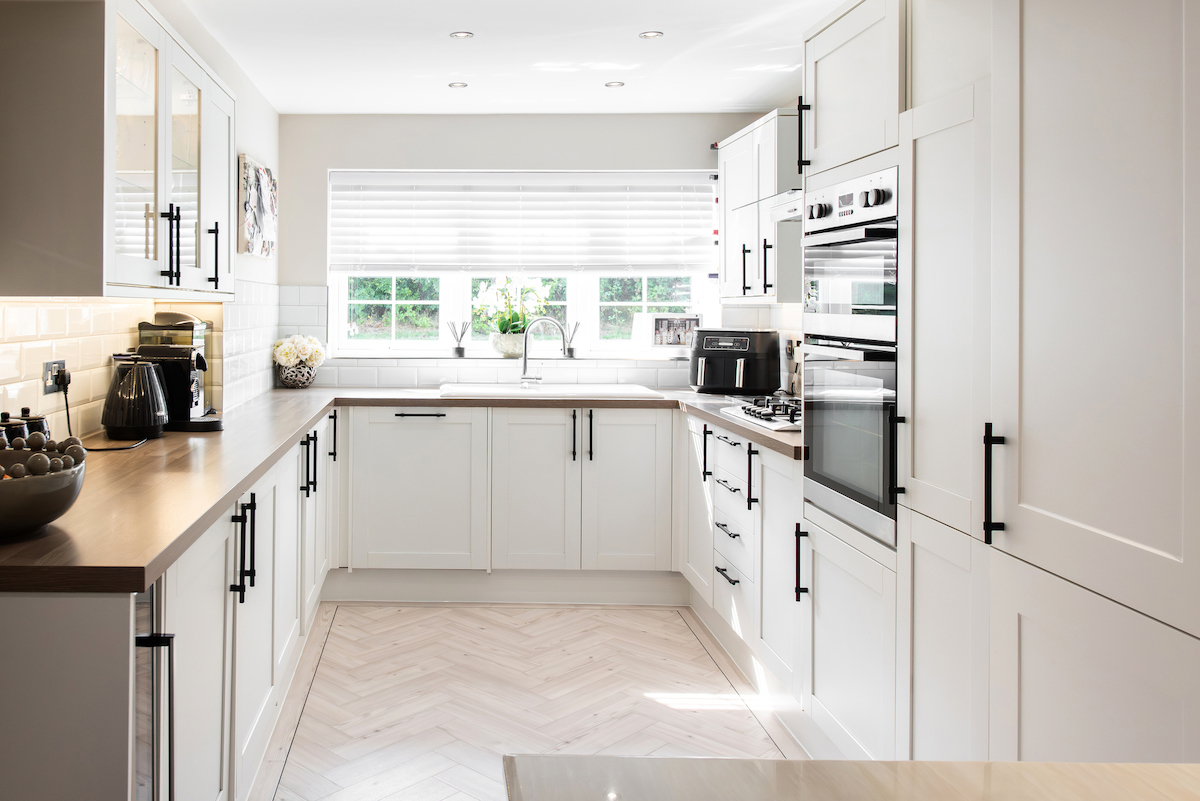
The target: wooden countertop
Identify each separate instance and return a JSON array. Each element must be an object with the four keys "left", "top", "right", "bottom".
[
  {"left": 0, "top": 387, "right": 801, "bottom": 593},
  {"left": 503, "top": 755, "right": 1200, "bottom": 801}
]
